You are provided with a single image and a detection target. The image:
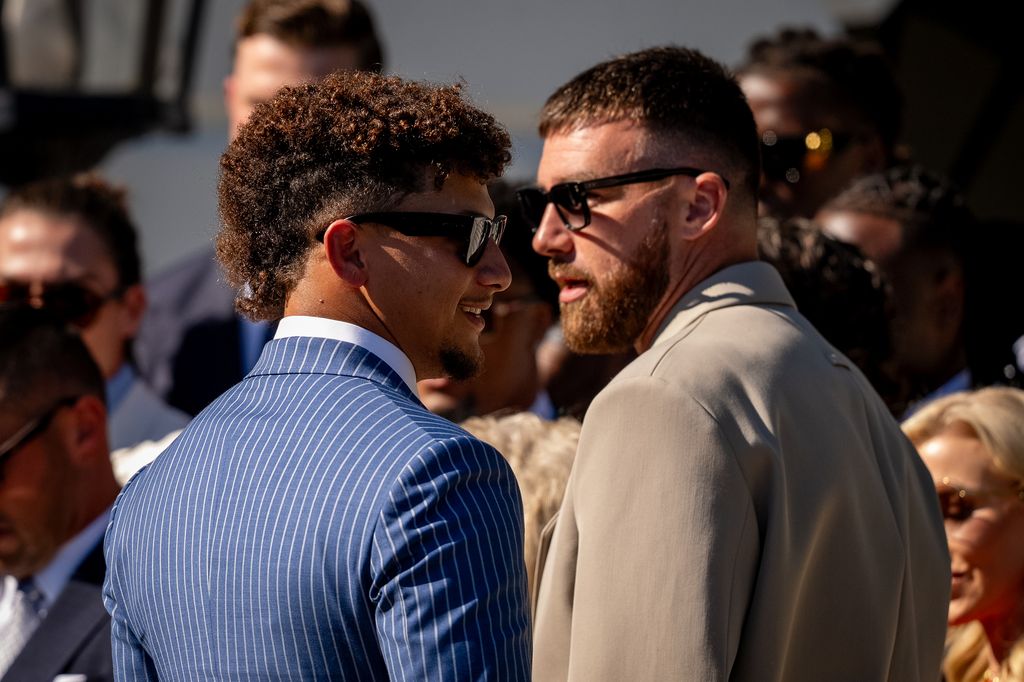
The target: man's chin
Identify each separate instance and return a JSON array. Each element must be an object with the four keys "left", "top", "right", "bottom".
[{"left": 439, "top": 344, "right": 483, "bottom": 382}]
